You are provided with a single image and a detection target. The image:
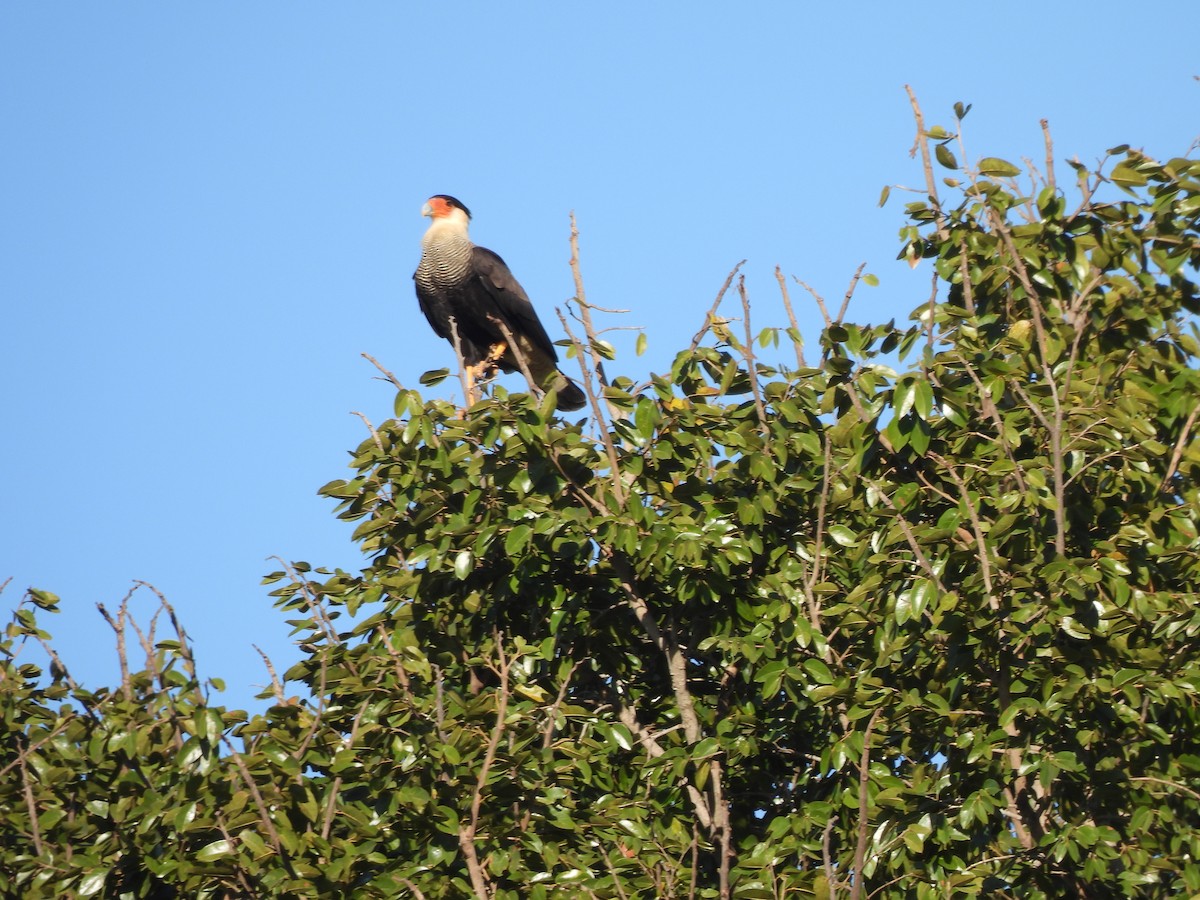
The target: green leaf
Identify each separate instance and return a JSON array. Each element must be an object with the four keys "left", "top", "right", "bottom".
[
  {"left": 828, "top": 525, "right": 860, "bottom": 547},
  {"left": 77, "top": 870, "right": 110, "bottom": 897},
  {"left": 28, "top": 589, "right": 60, "bottom": 610},
  {"left": 1110, "top": 164, "right": 1148, "bottom": 187},
  {"left": 196, "top": 839, "right": 235, "bottom": 862},
  {"left": 610, "top": 724, "right": 633, "bottom": 751},
  {"left": 935, "top": 142, "right": 959, "bottom": 170},
  {"left": 591, "top": 339, "right": 617, "bottom": 360},
  {"left": 453, "top": 549, "right": 473, "bottom": 580},
  {"left": 977, "top": 157, "right": 1021, "bottom": 177},
  {"left": 419, "top": 367, "right": 450, "bottom": 386},
  {"left": 803, "top": 658, "right": 834, "bottom": 684}
]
